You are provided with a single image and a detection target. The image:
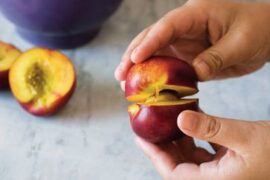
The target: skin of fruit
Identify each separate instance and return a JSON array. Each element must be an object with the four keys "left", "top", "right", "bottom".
[
  {"left": 0, "top": 70, "right": 9, "bottom": 89},
  {"left": 128, "top": 100, "right": 199, "bottom": 143},
  {"left": 20, "top": 81, "right": 76, "bottom": 116},
  {"left": 9, "top": 48, "right": 76, "bottom": 116},
  {"left": 125, "top": 56, "right": 199, "bottom": 143}
]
